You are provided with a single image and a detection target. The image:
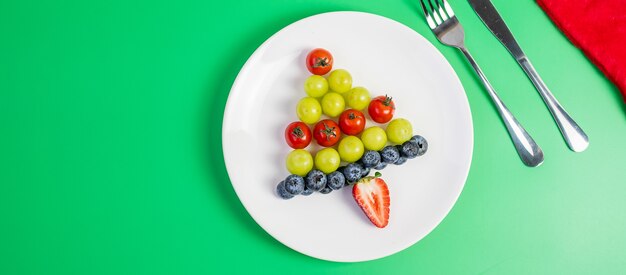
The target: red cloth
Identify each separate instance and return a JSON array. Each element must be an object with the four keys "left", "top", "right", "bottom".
[{"left": 537, "top": 0, "right": 626, "bottom": 101}]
